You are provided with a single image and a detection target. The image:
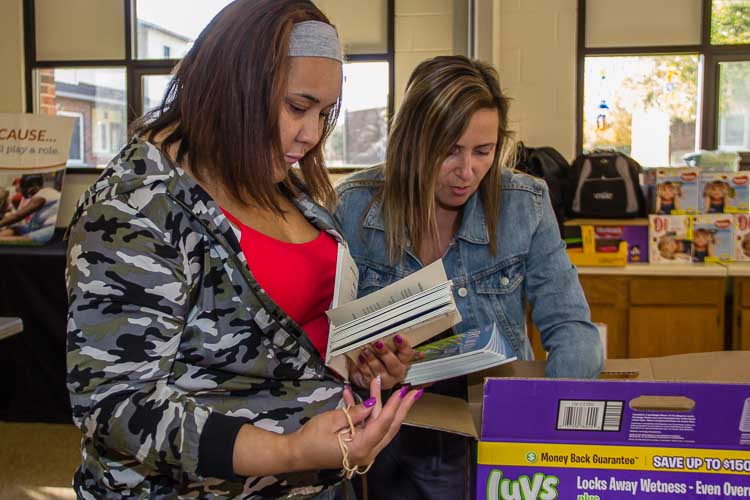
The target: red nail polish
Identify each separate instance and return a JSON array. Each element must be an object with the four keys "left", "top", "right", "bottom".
[
  {"left": 414, "top": 388, "right": 424, "bottom": 400},
  {"left": 363, "top": 397, "right": 377, "bottom": 408},
  {"left": 394, "top": 335, "right": 403, "bottom": 345},
  {"left": 358, "top": 354, "right": 366, "bottom": 364},
  {"left": 375, "top": 341, "right": 384, "bottom": 350}
]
